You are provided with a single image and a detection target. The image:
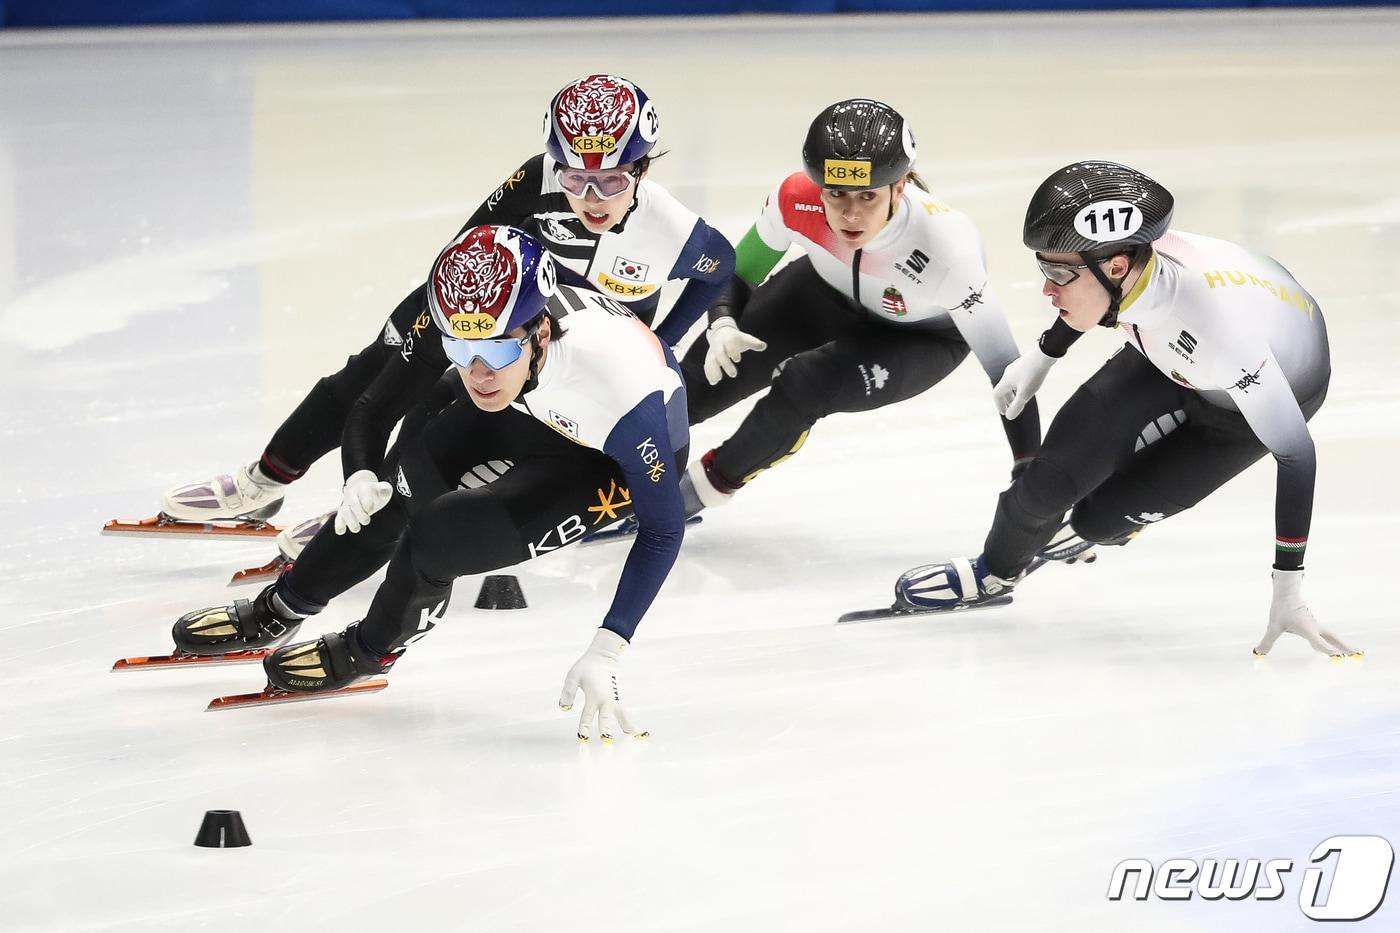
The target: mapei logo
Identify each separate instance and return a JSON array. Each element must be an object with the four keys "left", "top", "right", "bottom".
[
  {"left": 636, "top": 436, "right": 665, "bottom": 482},
  {"left": 793, "top": 202, "right": 824, "bottom": 213},
  {"left": 1108, "top": 835, "right": 1394, "bottom": 921}
]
